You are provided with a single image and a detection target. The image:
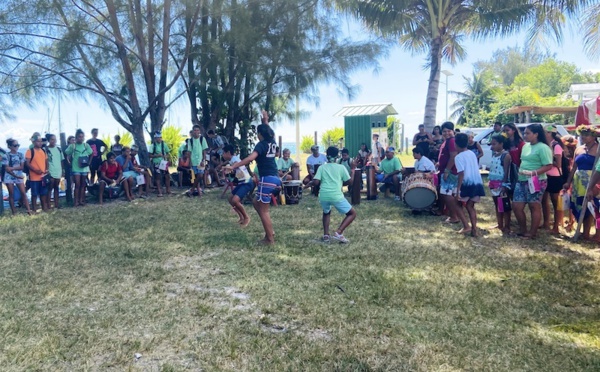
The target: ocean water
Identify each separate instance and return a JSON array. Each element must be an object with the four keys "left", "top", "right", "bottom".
[{"left": 280, "top": 142, "right": 298, "bottom": 155}]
